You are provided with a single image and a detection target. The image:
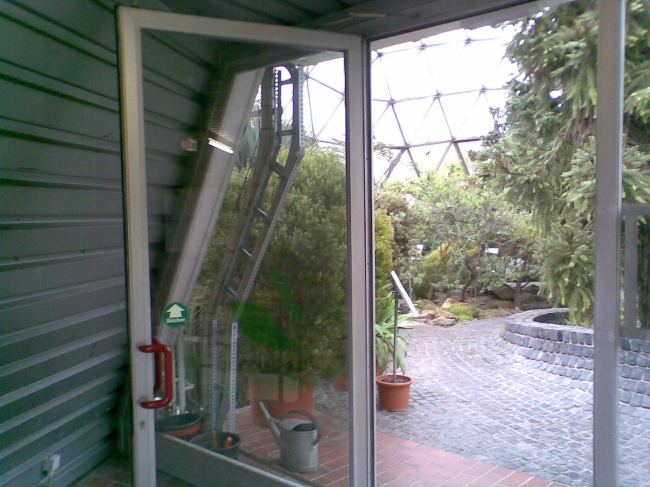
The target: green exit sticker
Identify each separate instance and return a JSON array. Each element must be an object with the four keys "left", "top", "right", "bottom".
[{"left": 163, "top": 302, "right": 188, "bottom": 327}]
